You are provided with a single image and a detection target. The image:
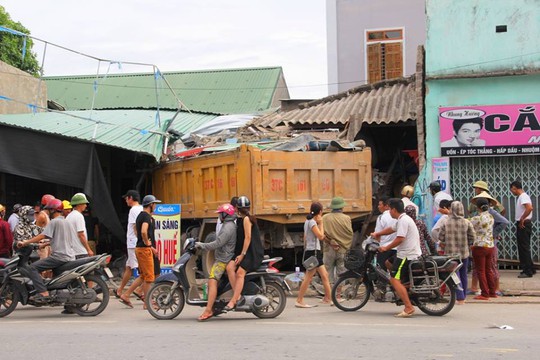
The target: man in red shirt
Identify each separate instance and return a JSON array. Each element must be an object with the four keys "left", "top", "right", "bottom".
[{"left": 0, "top": 204, "right": 14, "bottom": 258}]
